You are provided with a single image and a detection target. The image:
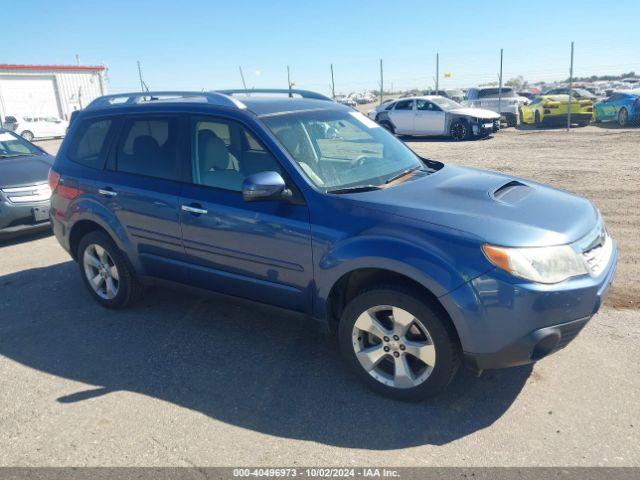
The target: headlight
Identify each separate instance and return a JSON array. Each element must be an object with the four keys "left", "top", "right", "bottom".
[{"left": 482, "top": 244, "right": 587, "bottom": 284}]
